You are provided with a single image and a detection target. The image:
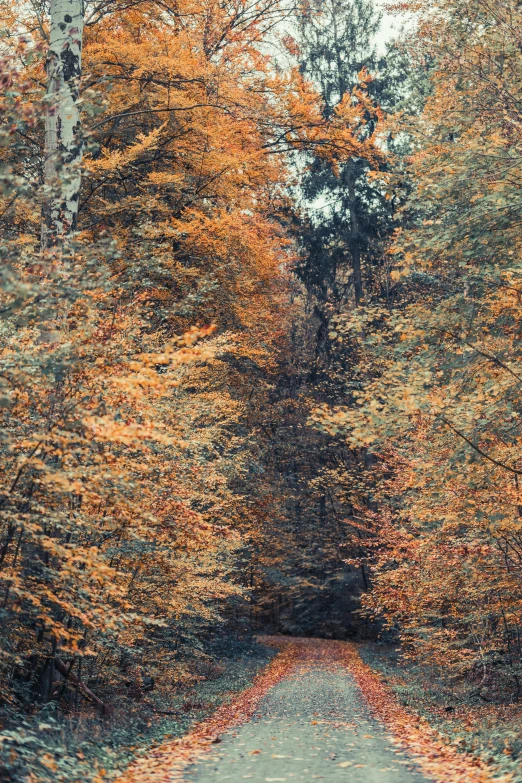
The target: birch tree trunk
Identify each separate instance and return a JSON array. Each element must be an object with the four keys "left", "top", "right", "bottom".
[{"left": 42, "top": 0, "right": 84, "bottom": 249}]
